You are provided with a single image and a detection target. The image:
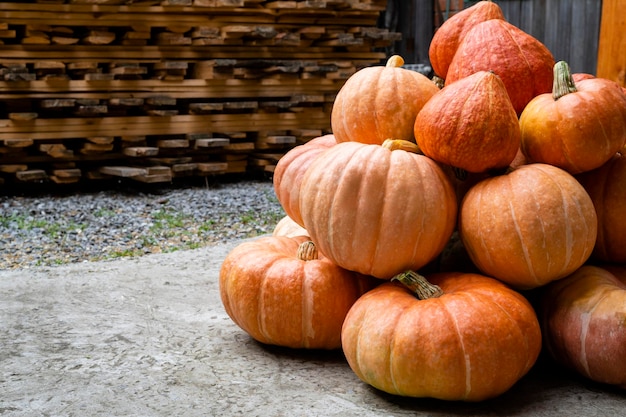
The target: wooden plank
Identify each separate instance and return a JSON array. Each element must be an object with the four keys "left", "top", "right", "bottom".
[
  {"left": 597, "top": 0, "right": 626, "bottom": 86},
  {"left": 99, "top": 166, "right": 147, "bottom": 177}
]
